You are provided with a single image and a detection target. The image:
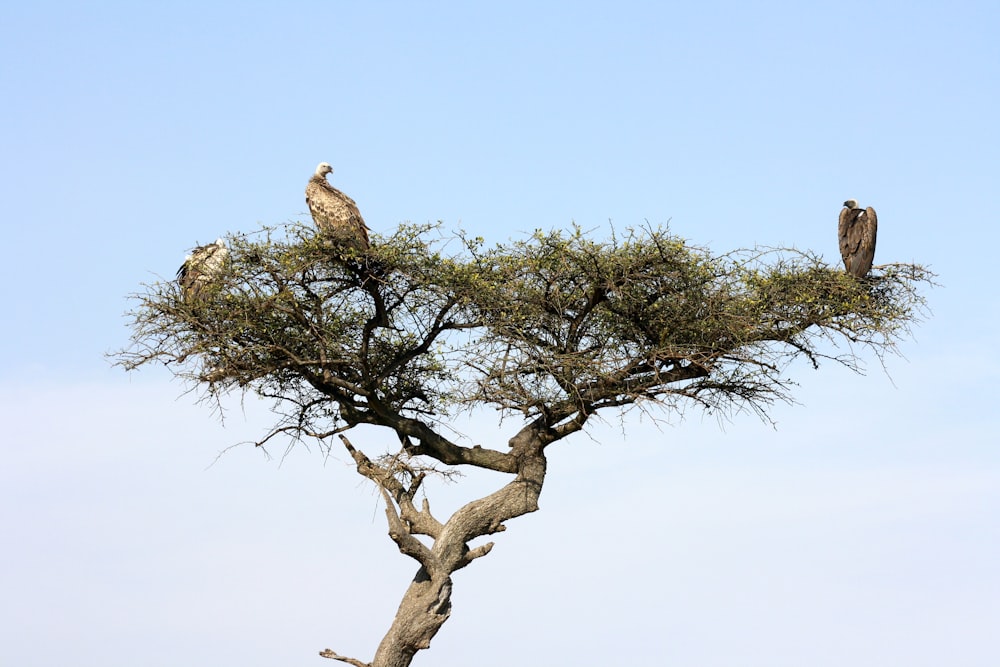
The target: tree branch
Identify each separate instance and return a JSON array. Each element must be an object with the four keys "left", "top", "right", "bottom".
[{"left": 318, "top": 648, "right": 370, "bottom": 666}]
